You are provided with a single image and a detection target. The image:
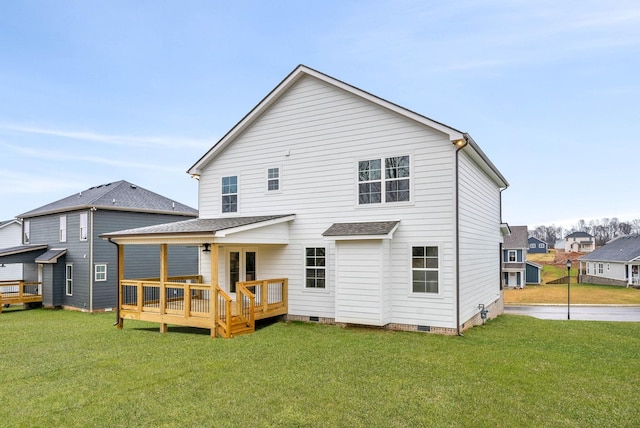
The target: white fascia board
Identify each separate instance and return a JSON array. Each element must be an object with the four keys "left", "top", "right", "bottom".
[{"left": 214, "top": 215, "right": 295, "bottom": 237}]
